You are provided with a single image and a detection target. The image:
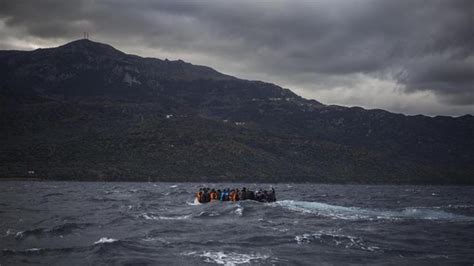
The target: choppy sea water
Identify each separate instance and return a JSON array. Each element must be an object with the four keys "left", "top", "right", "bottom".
[{"left": 1, "top": 182, "right": 473, "bottom": 265}]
